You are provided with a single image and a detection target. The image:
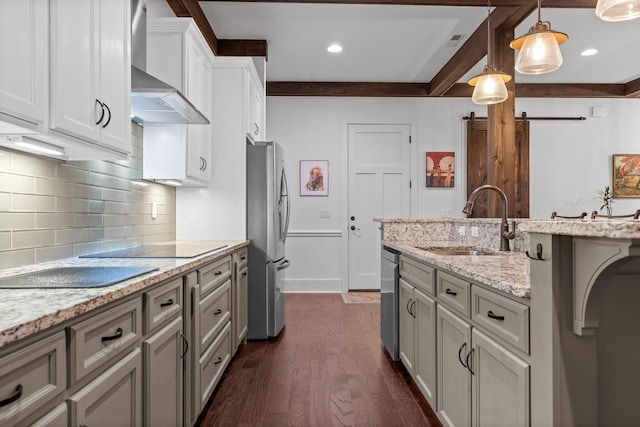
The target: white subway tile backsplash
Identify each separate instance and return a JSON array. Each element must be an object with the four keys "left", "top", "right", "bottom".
[
  {"left": 0, "top": 124, "right": 176, "bottom": 269},
  {"left": 0, "top": 212, "right": 36, "bottom": 231},
  {"left": 12, "top": 230, "right": 56, "bottom": 249},
  {"left": 12, "top": 194, "right": 55, "bottom": 212},
  {"left": 0, "top": 172, "right": 35, "bottom": 193}
]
